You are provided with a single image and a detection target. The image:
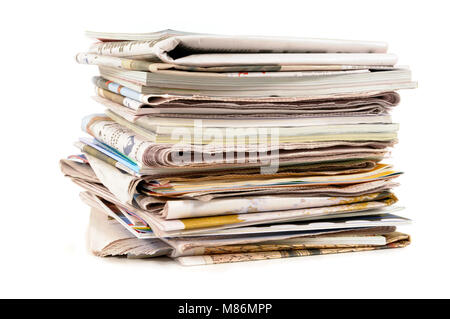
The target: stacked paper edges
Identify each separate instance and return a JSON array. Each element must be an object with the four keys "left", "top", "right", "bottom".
[{"left": 60, "top": 30, "right": 416, "bottom": 265}]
